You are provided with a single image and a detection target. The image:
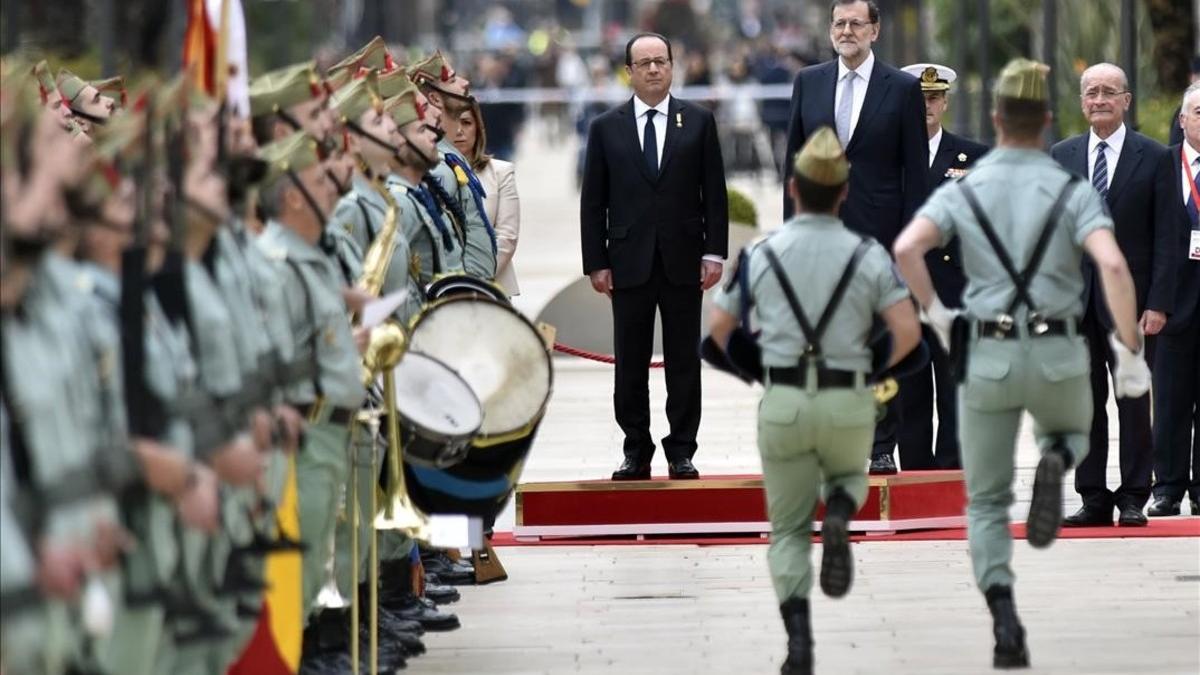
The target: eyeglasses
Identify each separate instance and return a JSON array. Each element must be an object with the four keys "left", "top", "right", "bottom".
[
  {"left": 632, "top": 57, "right": 671, "bottom": 71},
  {"left": 1082, "top": 87, "right": 1129, "bottom": 101},
  {"left": 831, "top": 19, "right": 876, "bottom": 33}
]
